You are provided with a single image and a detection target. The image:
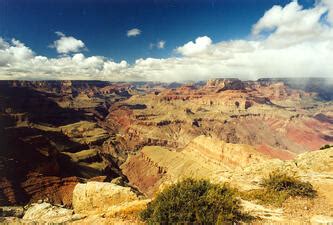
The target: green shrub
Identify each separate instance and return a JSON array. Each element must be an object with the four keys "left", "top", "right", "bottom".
[
  {"left": 241, "top": 171, "right": 316, "bottom": 206},
  {"left": 320, "top": 144, "right": 333, "bottom": 150},
  {"left": 262, "top": 171, "right": 316, "bottom": 198},
  {"left": 140, "top": 178, "right": 252, "bottom": 224}
]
